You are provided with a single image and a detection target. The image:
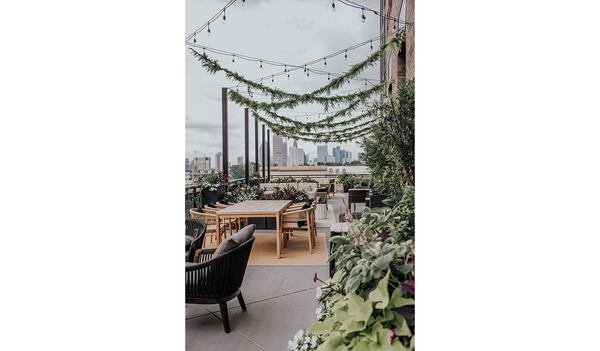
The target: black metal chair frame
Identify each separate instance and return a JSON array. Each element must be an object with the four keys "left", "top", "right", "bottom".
[{"left": 185, "top": 237, "right": 255, "bottom": 333}]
